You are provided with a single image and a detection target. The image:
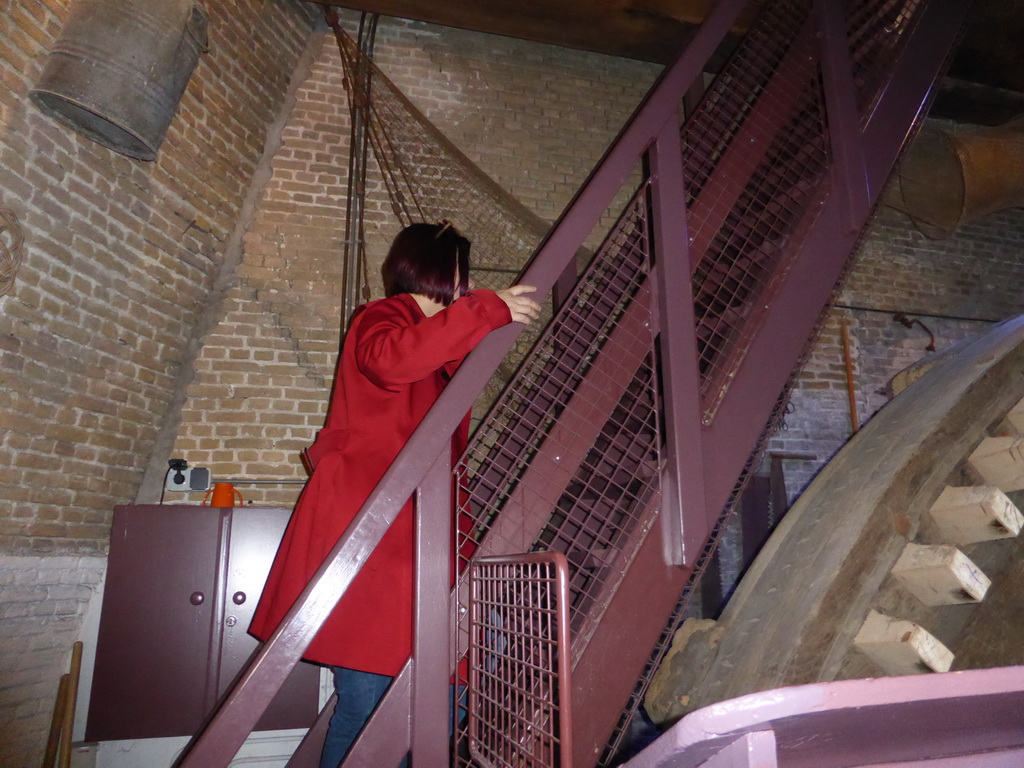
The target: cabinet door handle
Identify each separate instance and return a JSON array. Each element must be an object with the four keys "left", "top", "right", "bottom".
[
  {"left": 232, "top": 591, "right": 247, "bottom": 605},
  {"left": 189, "top": 591, "right": 205, "bottom": 606}
]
